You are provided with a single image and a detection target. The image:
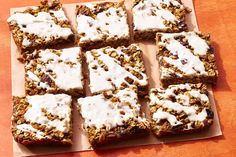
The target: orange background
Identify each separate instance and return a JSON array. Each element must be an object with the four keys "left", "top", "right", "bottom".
[{"left": 0, "top": 0, "right": 236, "bottom": 157}]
